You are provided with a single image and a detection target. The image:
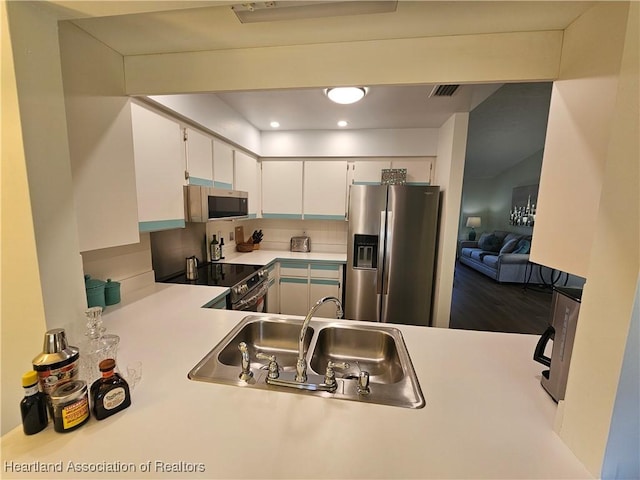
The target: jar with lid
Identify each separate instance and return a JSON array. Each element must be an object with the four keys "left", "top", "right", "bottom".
[
  {"left": 32, "top": 328, "right": 80, "bottom": 397},
  {"left": 90, "top": 358, "right": 131, "bottom": 420},
  {"left": 20, "top": 371, "right": 48, "bottom": 435},
  {"left": 50, "top": 380, "right": 90, "bottom": 433}
]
